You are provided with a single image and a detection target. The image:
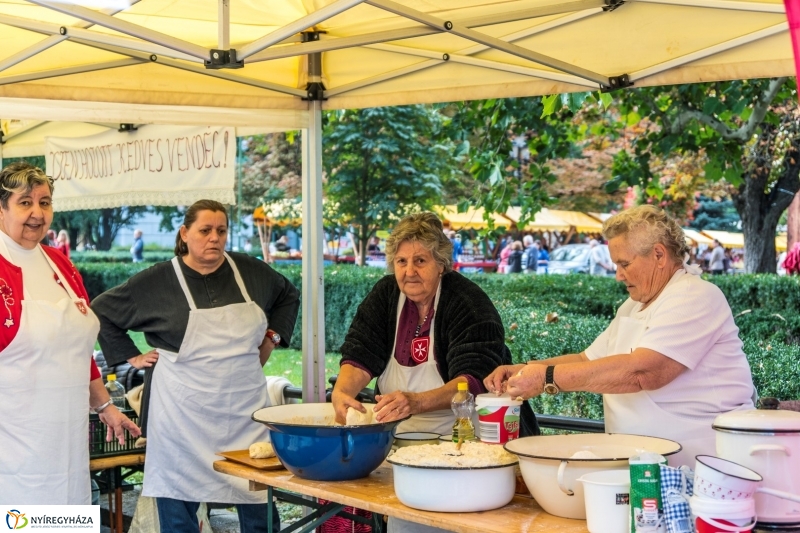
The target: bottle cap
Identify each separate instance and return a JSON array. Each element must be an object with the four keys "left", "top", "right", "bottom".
[
  {"left": 107, "top": 373, "right": 117, "bottom": 381},
  {"left": 457, "top": 382, "right": 468, "bottom": 391}
]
